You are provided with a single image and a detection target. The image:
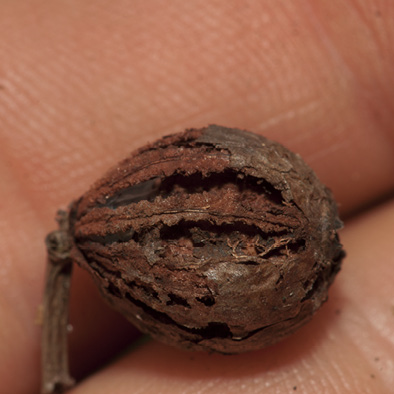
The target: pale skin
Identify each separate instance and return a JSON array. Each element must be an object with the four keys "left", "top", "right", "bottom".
[{"left": 1, "top": 1, "right": 394, "bottom": 393}]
